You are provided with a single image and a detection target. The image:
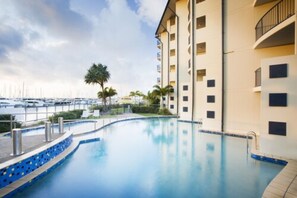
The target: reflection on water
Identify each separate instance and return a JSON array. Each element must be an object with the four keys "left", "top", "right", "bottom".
[{"left": 15, "top": 118, "right": 283, "bottom": 198}]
